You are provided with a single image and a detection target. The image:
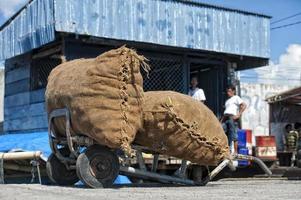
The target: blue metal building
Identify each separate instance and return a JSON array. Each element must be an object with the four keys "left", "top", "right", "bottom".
[{"left": 0, "top": 0, "right": 270, "bottom": 134}]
